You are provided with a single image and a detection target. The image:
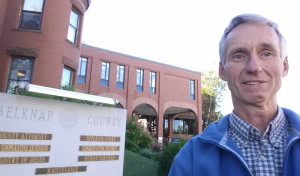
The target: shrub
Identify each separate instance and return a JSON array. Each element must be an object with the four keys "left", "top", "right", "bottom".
[
  {"left": 149, "top": 141, "right": 163, "bottom": 153},
  {"left": 157, "top": 139, "right": 188, "bottom": 176},
  {"left": 138, "top": 133, "right": 153, "bottom": 148},
  {"left": 125, "top": 117, "right": 154, "bottom": 152},
  {"left": 139, "top": 148, "right": 161, "bottom": 161},
  {"left": 125, "top": 139, "right": 141, "bottom": 153}
]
